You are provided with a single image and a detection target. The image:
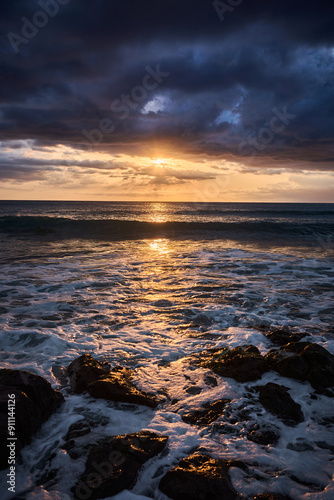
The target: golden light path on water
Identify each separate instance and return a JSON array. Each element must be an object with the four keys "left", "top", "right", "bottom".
[
  {"left": 147, "top": 202, "right": 171, "bottom": 223},
  {"left": 0, "top": 220, "right": 333, "bottom": 498},
  {"left": 148, "top": 238, "right": 170, "bottom": 254}
]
